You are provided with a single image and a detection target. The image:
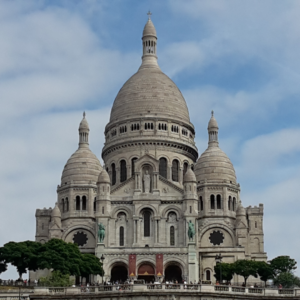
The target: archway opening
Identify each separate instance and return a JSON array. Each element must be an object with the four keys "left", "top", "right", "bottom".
[
  {"left": 111, "top": 265, "right": 128, "bottom": 283},
  {"left": 137, "top": 264, "right": 155, "bottom": 283},
  {"left": 165, "top": 265, "right": 182, "bottom": 283}
]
